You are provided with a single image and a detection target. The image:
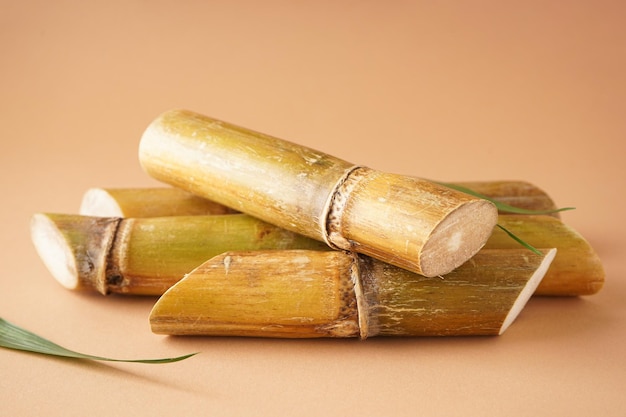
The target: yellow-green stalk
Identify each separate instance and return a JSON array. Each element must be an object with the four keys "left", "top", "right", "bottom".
[
  {"left": 487, "top": 215, "right": 604, "bottom": 296},
  {"left": 30, "top": 213, "right": 327, "bottom": 295}
]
